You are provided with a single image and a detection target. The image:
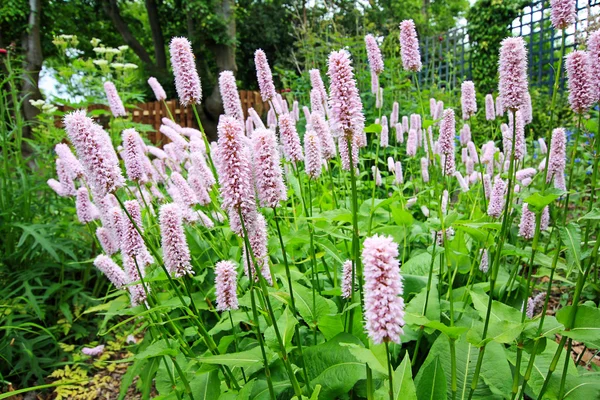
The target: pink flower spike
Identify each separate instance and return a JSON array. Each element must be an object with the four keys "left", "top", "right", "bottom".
[
  {"left": 461, "top": 81, "right": 477, "bottom": 120},
  {"left": 55, "top": 158, "right": 76, "bottom": 196},
  {"left": 251, "top": 128, "right": 287, "bottom": 208},
  {"left": 496, "top": 95, "right": 504, "bottom": 117},
  {"left": 380, "top": 116, "right": 389, "bottom": 147},
  {"left": 391, "top": 102, "right": 399, "bottom": 126},
  {"left": 170, "top": 171, "right": 198, "bottom": 207},
  {"left": 97, "top": 227, "right": 118, "bottom": 256},
  {"left": 55, "top": 143, "right": 84, "bottom": 179},
  {"left": 519, "top": 203, "right": 536, "bottom": 240},
  {"left": 47, "top": 179, "right": 67, "bottom": 197},
  {"left": 278, "top": 113, "right": 304, "bottom": 163},
  {"left": 394, "top": 161, "right": 404, "bottom": 185},
  {"left": 338, "top": 135, "right": 359, "bottom": 171},
  {"left": 362, "top": 234, "right": 405, "bottom": 344},
  {"left": 215, "top": 260, "right": 239, "bottom": 311},
  {"left": 121, "top": 200, "right": 154, "bottom": 267},
  {"left": 520, "top": 92, "right": 533, "bottom": 125},
  {"left": 63, "top": 110, "right": 124, "bottom": 197},
  {"left": 160, "top": 203, "right": 193, "bottom": 278},
  {"left": 255, "top": 49, "right": 276, "bottom": 102},
  {"left": 587, "top": 30, "right": 600, "bottom": 102},
  {"left": 242, "top": 213, "right": 272, "bottom": 285},
  {"left": 94, "top": 255, "right": 127, "bottom": 289},
  {"left": 399, "top": 20, "right": 422, "bottom": 72},
  {"left": 547, "top": 127, "right": 567, "bottom": 187},
  {"left": 455, "top": 171, "right": 469, "bottom": 192},
  {"left": 395, "top": 123, "right": 404, "bottom": 143},
  {"left": 82, "top": 345, "right": 105, "bottom": 356},
  {"left": 480, "top": 249, "right": 489, "bottom": 273},
  {"left": 341, "top": 260, "right": 353, "bottom": 299},
  {"left": 565, "top": 50, "right": 596, "bottom": 114},
  {"left": 327, "top": 49, "right": 364, "bottom": 139},
  {"left": 309, "top": 69, "right": 328, "bottom": 106},
  {"left": 170, "top": 37, "right": 202, "bottom": 106},
  {"left": 550, "top": 0, "right": 576, "bottom": 30},
  {"left": 406, "top": 129, "right": 418, "bottom": 157},
  {"left": 365, "top": 34, "right": 384, "bottom": 75},
  {"left": 421, "top": 157, "right": 429, "bottom": 182},
  {"left": 498, "top": 37, "right": 529, "bottom": 111},
  {"left": 148, "top": 77, "right": 167, "bottom": 101},
  {"left": 219, "top": 70, "right": 244, "bottom": 124},
  {"left": 104, "top": 81, "right": 127, "bottom": 117},
  {"left": 311, "top": 112, "right": 336, "bottom": 160},
  {"left": 487, "top": 175, "right": 507, "bottom": 218},
  {"left": 485, "top": 94, "right": 496, "bottom": 121},
  {"left": 460, "top": 124, "right": 471, "bottom": 146},
  {"left": 438, "top": 109, "right": 456, "bottom": 175},
  {"left": 304, "top": 129, "right": 322, "bottom": 179},
  {"left": 122, "top": 129, "right": 148, "bottom": 183},
  {"left": 76, "top": 187, "right": 100, "bottom": 224}
]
